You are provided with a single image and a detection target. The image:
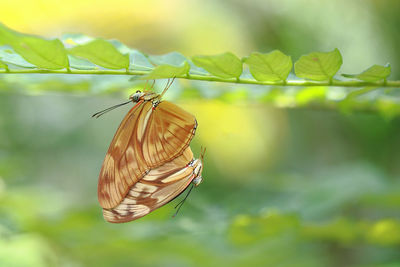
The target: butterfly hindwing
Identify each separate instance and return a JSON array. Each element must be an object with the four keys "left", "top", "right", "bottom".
[
  {"left": 142, "top": 101, "right": 197, "bottom": 168},
  {"left": 103, "top": 147, "right": 196, "bottom": 223}
]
